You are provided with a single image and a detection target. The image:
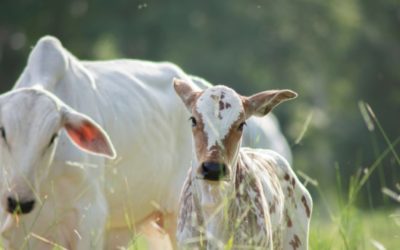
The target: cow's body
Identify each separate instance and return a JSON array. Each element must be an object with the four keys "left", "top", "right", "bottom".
[
  {"left": 0, "top": 36, "right": 291, "bottom": 249},
  {"left": 177, "top": 149, "right": 312, "bottom": 249}
]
